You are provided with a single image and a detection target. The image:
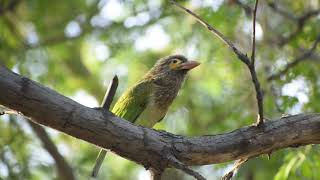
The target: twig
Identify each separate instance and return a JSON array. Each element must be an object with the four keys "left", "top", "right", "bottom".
[
  {"left": 251, "top": 0, "right": 258, "bottom": 66},
  {"left": 250, "top": 0, "right": 264, "bottom": 126},
  {"left": 222, "top": 158, "right": 248, "bottom": 180},
  {"left": 150, "top": 168, "right": 164, "bottom": 180},
  {"left": 101, "top": 76, "right": 119, "bottom": 109},
  {"left": 0, "top": 0, "right": 22, "bottom": 15},
  {"left": 268, "top": 2, "right": 320, "bottom": 22},
  {"left": 28, "top": 121, "right": 76, "bottom": 180},
  {"left": 170, "top": 0, "right": 264, "bottom": 126},
  {"left": 279, "top": 9, "right": 320, "bottom": 46},
  {"left": 267, "top": 35, "right": 320, "bottom": 81},
  {"left": 0, "top": 109, "right": 76, "bottom": 180},
  {"left": 232, "top": 0, "right": 252, "bottom": 17},
  {"left": 91, "top": 75, "right": 119, "bottom": 178},
  {"left": 267, "top": 2, "right": 296, "bottom": 21},
  {"left": 166, "top": 154, "right": 206, "bottom": 180},
  {"left": 221, "top": 1, "right": 262, "bottom": 177},
  {"left": 267, "top": 2, "right": 320, "bottom": 46},
  {"left": 169, "top": 0, "right": 250, "bottom": 65}
]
